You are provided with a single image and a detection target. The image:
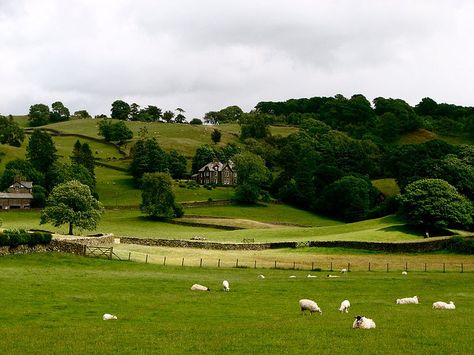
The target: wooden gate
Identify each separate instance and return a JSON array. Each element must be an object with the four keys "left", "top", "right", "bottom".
[{"left": 84, "top": 246, "right": 121, "bottom": 260}]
